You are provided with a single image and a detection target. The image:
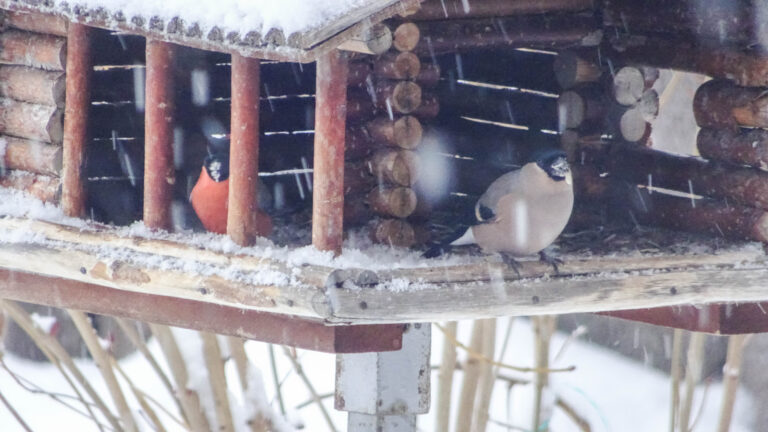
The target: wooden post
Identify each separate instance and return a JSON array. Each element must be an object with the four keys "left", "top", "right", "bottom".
[
  {"left": 228, "top": 53, "right": 260, "bottom": 246},
  {"left": 312, "top": 50, "right": 348, "bottom": 255},
  {"left": 61, "top": 23, "right": 92, "bottom": 218},
  {"left": 143, "top": 40, "right": 176, "bottom": 230}
]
